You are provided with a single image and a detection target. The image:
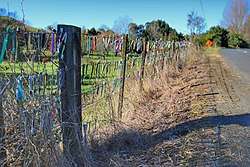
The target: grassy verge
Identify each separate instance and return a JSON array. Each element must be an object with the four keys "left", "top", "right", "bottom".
[
  {"left": 204, "top": 47, "right": 220, "bottom": 55},
  {"left": 0, "top": 54, "right": 142, "bottom": 95}
]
